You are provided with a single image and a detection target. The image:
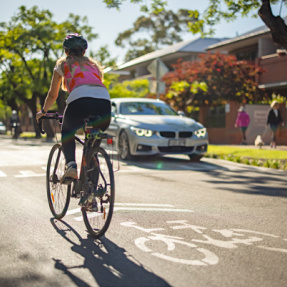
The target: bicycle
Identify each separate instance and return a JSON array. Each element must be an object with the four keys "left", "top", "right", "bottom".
[{"left": 38, "top": 112, "right": 115, "bottom": 238}]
